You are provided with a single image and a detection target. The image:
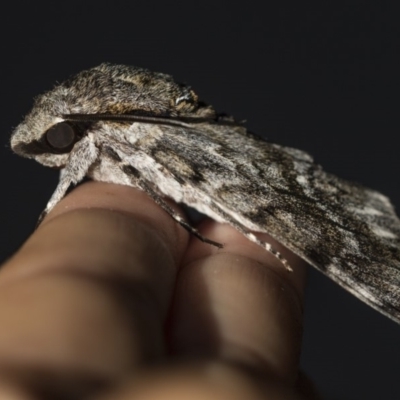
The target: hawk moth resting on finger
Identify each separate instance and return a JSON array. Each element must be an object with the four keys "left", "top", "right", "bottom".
[{"left": 10, "top": 63, "right": 400, "bottom": 324}]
